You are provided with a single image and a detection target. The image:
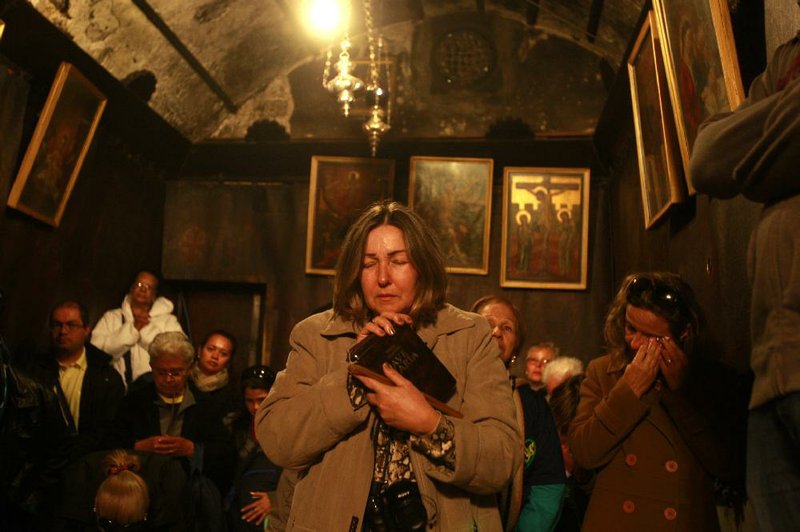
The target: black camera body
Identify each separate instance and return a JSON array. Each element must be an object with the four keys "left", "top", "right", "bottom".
[{"left": 365, "top": 479, "right": 428, "bottom": 531}]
